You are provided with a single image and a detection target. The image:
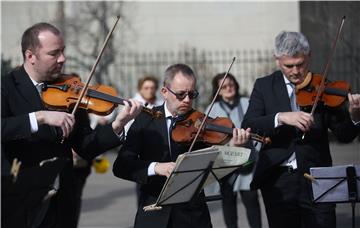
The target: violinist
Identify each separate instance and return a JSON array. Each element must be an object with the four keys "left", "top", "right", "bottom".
[
  {"left": 242, "top": 31, "right": 360, "bottom": 228},
  {"left": 113, "top": 63, "right": 251, "bottom": 228},
  {"left": 1, "top": 22, "right": 142, "bottom": 228}
]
